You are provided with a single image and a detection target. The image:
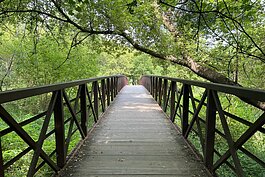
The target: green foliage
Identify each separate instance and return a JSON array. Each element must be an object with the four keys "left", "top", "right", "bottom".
[
  {"left": 98, "top": 50, "right": 201, "bottom": 84},
  {"left": 0, "top": 29, "right": 99, "bottom": 89},
  {"left": 0, "top": 0, "right": 265, "bottom": 176}
]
